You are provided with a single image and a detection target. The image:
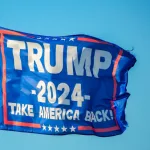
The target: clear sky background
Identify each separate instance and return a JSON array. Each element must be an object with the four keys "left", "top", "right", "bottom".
[{"left": 0, "top": 0, "right": 150, "bottom": 150}]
